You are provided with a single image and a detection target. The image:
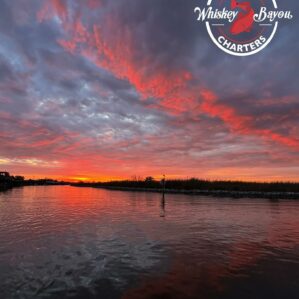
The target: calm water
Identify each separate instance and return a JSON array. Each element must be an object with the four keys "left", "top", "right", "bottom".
[{"left": 1, "top": 186, "right": 299, "bottom": 299}]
